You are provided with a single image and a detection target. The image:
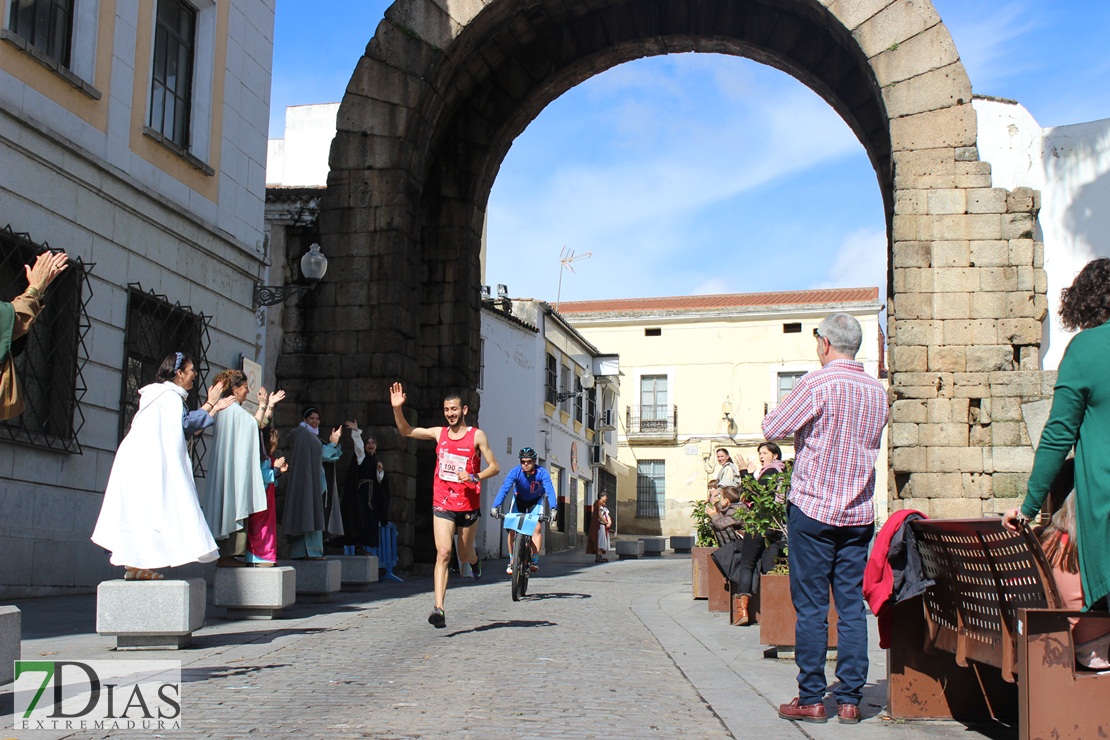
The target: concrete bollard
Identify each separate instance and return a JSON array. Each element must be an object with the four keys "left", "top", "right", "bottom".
[
  {"left": 670, "top": 535, "right": 694, "bottom": 554},
  {"left": 96, "top": 579, "right": 206, "bottom": 650},
  {"left": 0, "top": 606, "right": 20, "bottom": 684},
  {"left": 333, "top": 555, "right": 380, "bottom": 592},
  {"left": 279, "top": 559, "right": 342, "bottom": 603},
  {"left": 213, "top": 566, "right": 296, "bottom": 619},
  {"left": 615, "top": 540, "right": 645, "bottom": 560},
  {"left": 640, "top": 537, "right": 667, "bottom": 556}
]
